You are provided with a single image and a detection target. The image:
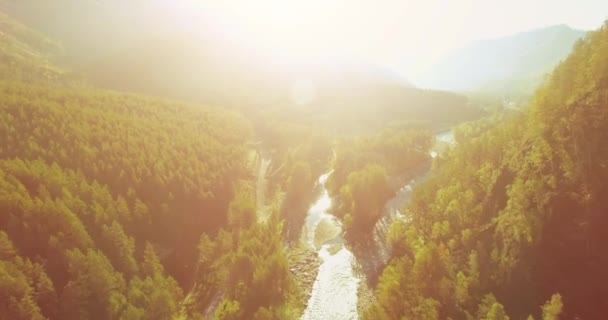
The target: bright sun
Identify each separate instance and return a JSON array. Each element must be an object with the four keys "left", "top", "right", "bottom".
[
  {"left": 170, "top": 0, "right": 471, "bottom": 75},
  {"left": 199, "top": 0, "right": 358, "bottom": 63}
]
